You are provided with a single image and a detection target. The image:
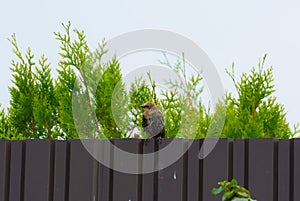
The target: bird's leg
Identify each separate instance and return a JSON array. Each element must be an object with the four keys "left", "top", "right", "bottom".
[
  {"left": 144, "top": 137, "right": 152, "bottom": 146},
  {"left": 156, "top": 136, "right": 163, "bottom": 144}
]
